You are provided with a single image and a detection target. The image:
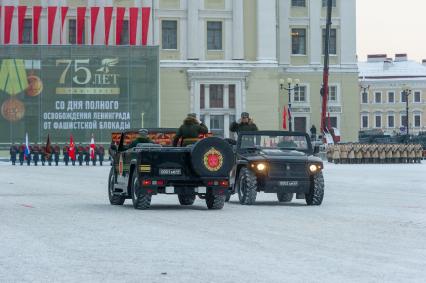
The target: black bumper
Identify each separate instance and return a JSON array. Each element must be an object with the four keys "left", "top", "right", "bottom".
[{"left": 259, "top": 179, "right": 311, "bottom": 193}]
